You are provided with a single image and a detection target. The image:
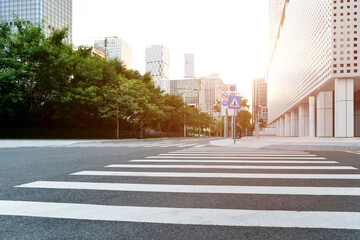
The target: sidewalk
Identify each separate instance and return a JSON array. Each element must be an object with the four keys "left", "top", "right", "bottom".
[{"left": 210, "top": 136, "right": 360, "bottom": 151}]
